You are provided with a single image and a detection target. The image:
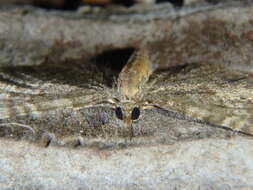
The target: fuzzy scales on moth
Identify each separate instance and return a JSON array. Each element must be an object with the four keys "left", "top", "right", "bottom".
[
  {"left": 111, "top": 49, "right": 154, "bottom": 127},
  {"left": 0, "top": 48, "right": 253, "bottom": 146},
  {"left": 114, "top": 48, "right": 253, "bottom": 136}
]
